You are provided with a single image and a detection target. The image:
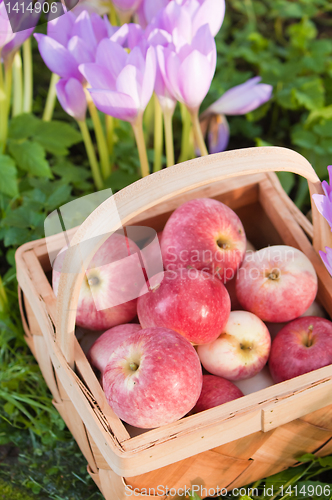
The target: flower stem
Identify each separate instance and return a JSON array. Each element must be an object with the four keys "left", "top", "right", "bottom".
[
  {"left": 105, "top": 114, "right": 114, "bottom": 156},
  {"left": 153, "top": 94, "right": 163, "bottom": 172},
  {"left": 178, "top": 102, "right": 192, "bottom": 162},
  {"left": 86, "top": 91, "right": 111, "bottom": 180},
  {"left": 5, "top": 61, "right": 13, "bottom": 116},
  {"left": 132, "top": 116, "right": 150, "bottom": 177},
  {"left": 189, "top": 108, "right": 208, "bottom": 156},
  {"left": 164, "top": 108, "right": 175, "bottom": 167},
  {"left": 0, "top": 59, "right": 8, "bottom": 153},
  {"left": 109, "top": 2, "right": 118, "bottom": 25},
  {"left": 22, "top": 38, "right": 33, "bottom": 113},
  {"left": 43, "top": 73, "right": 60, "bottom": 121},
  {"left": 78, "top": 120, "right": 104, "bottom": 190},
  {"left": 12, "top": 53, "right": 23, "bottom": 117}
]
